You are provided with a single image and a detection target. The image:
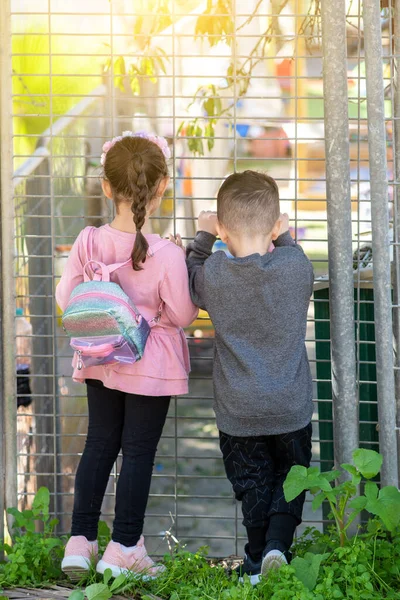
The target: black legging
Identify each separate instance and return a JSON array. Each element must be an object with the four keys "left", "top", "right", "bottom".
[{"left": 71, "top": 379, "right": 170, "bottom": 546}]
